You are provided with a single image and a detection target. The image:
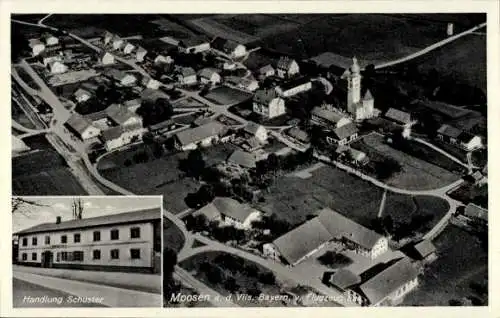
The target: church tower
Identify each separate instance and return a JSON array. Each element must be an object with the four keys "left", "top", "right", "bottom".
[{"left": 346, "top": 57, "right": 361, "bottom": 113}]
